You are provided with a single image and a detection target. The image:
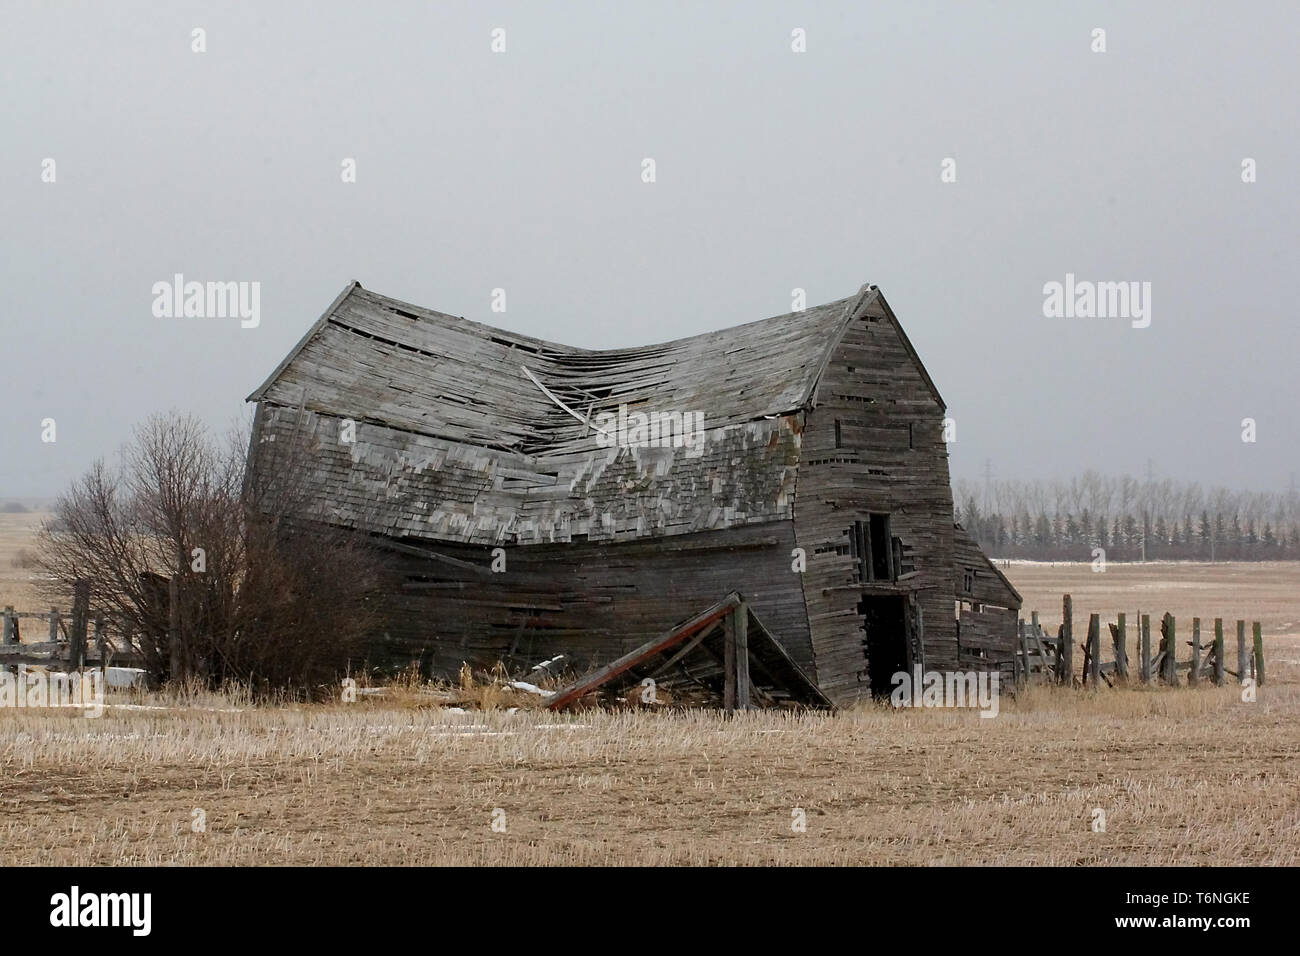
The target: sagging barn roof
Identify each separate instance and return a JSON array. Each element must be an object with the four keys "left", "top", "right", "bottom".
[{"left": 247, "top": 282, "right": 941, "bottom": 546}]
